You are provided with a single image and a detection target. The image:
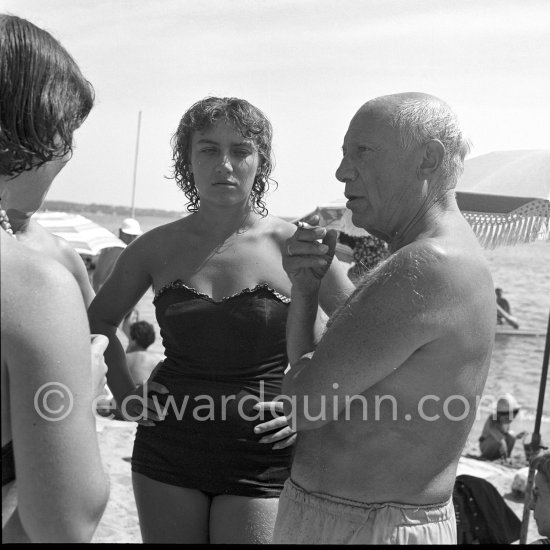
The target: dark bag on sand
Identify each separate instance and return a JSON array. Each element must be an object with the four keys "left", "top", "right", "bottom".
[{"left": 453, "top": 474, "right": 521, "bottom": 544}]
